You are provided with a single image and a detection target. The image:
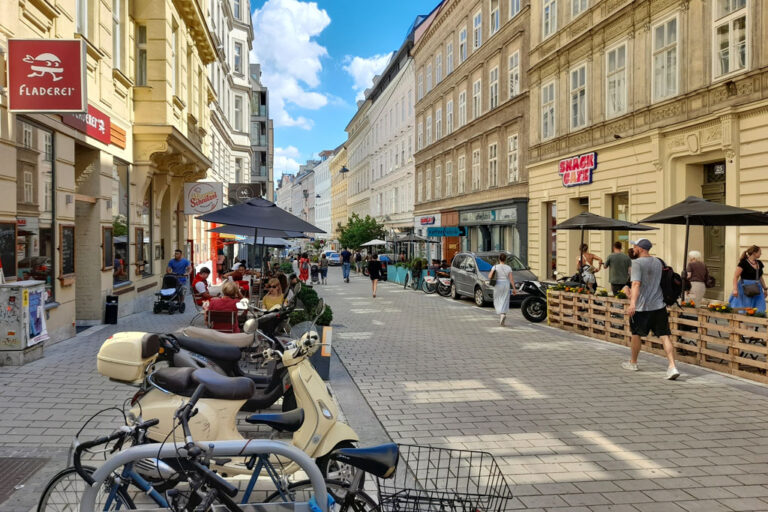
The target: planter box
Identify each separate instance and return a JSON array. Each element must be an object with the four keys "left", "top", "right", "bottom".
[{"left": 547, "top": 291, "right": 768, "bottom": 385}]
